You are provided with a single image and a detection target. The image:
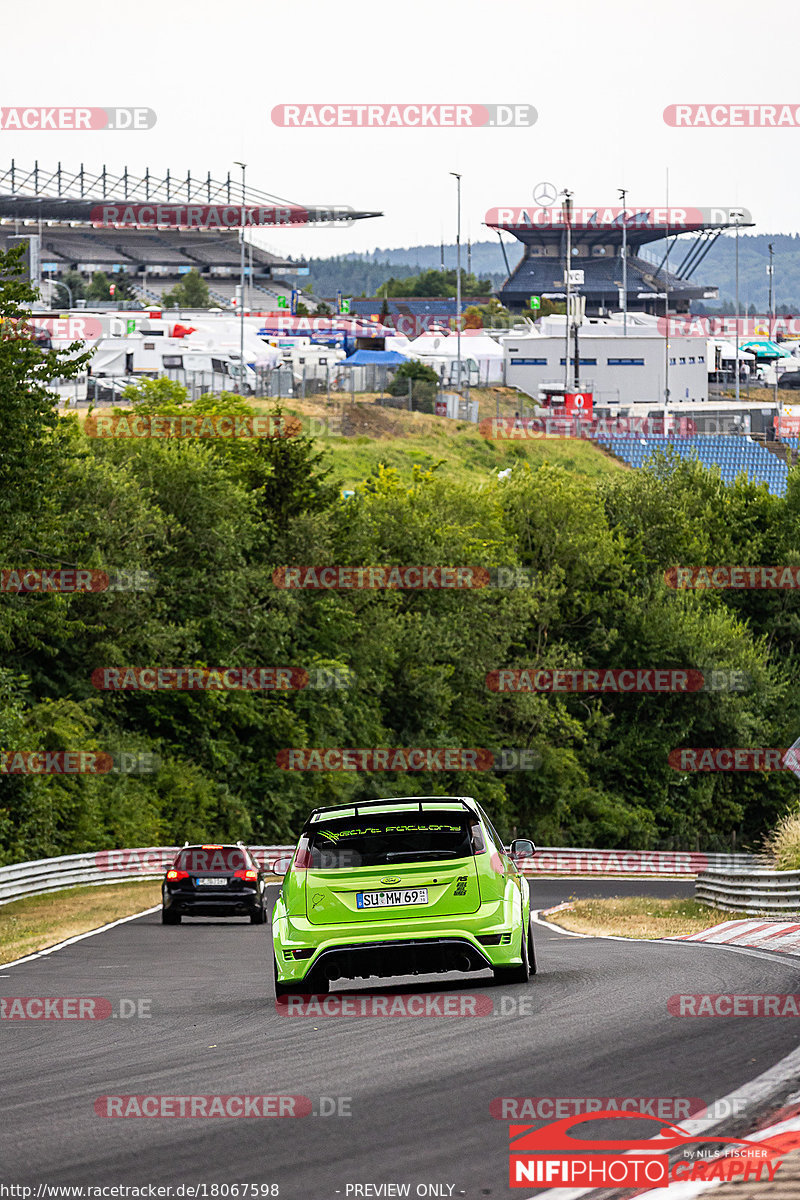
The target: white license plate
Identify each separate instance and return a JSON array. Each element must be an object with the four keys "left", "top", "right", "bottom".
[
  {"left": 356, "top": 888, "right": 429, "bottom": 909},
  {"left": 195, "top": 877, "right": 228, "bottom": 887}
]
